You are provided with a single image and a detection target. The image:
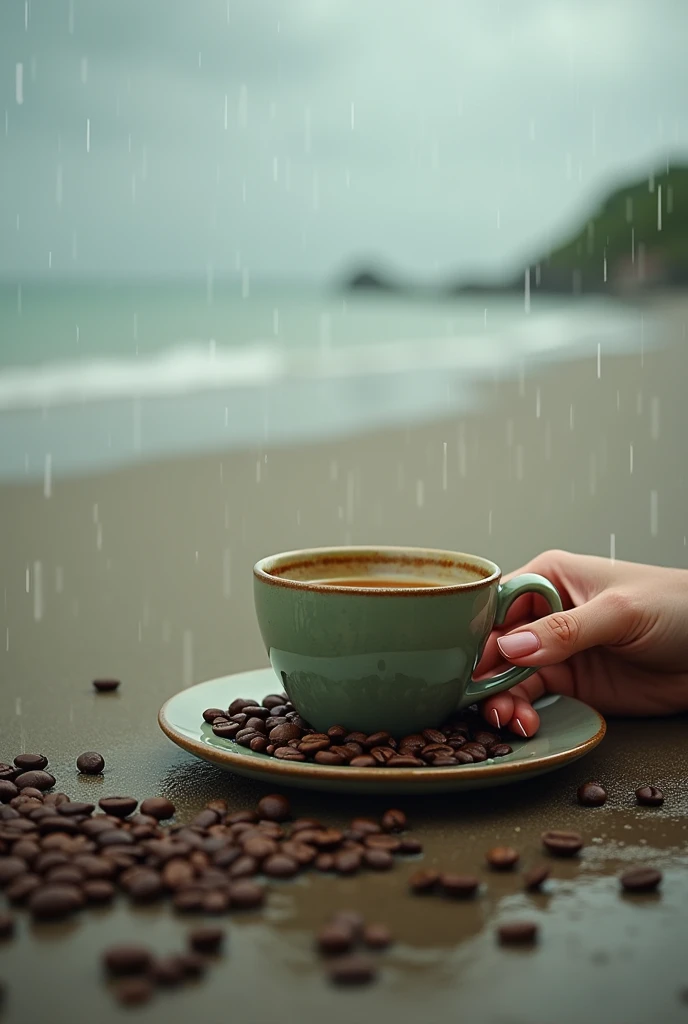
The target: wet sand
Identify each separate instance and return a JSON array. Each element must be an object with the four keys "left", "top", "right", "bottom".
[{"left": 1, "top": 297, "right": 688, "bottom": 1023}]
